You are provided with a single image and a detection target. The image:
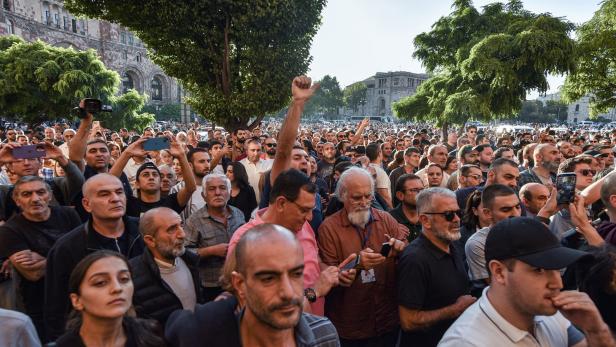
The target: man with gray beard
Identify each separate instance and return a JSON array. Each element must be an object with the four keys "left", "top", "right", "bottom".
[
  {"left": 397, "top": 188, "right": 474, "bottom": 347},
  {"left": 518, "top": 144, "right": 562, "bottom": 189},
  {"left": 318, "top": 167, "right": 408, "bottom": 346},
  {"left": 129, "top": 207, "right": 203, "bottom": 326}
]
